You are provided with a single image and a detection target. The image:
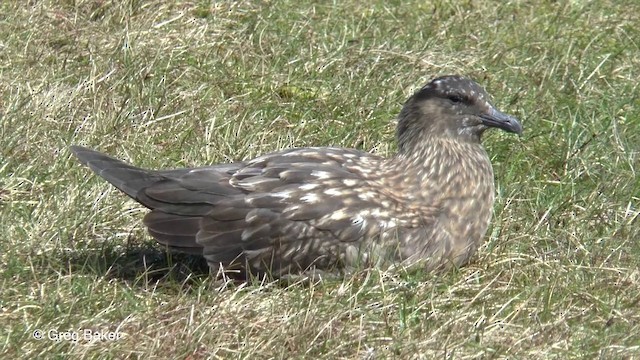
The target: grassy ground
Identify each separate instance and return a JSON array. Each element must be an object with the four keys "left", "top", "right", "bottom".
[{"left": 1, "top": 0, "right": 639, "bottom": 358}]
